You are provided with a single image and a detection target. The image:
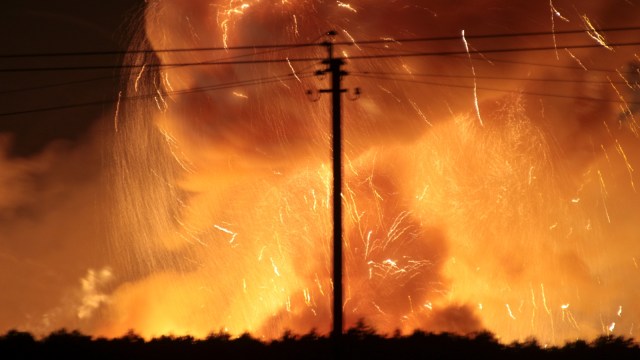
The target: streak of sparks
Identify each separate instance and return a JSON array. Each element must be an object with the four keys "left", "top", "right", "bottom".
[
  {"left": 540, "top": 284, "right": 556, "bottom": 342},
  {"left": 608, "top": 76, "right": 635, "bottom": 129},
  {"left": 383, "top": 259, "right": 398, "bottom": 268},
  {"left": 372, "top": 302, "right": 386, "bottom": 315},
  {"left": 581, "top": 15, "right": 613, "bottom": 50},
  {"left": 154, "top": 86, "right": 168, "bottom": 111},
  {"left": 378, "top": 85, "right": 401, "bottom": 102},
  {"left": 601, "top": 144, "right": 612, "bottom": 165},
  {"left": 615, "top": 139, "right": 636, "bottom": 192},
  {"left": 286, "top": 58, "right": 302, "bottom": 83},
  {"left": 162, "top": 72, "right": 174, "bottom": 93},
  {"left": 114, "top": 91, "right": 122, "bottom": 133},
  {"left": 409, "top": 99, "right": 433, "bottom": 127},
  {"left": 347, "top": 157, "right": 360, "bottom": 177},
  {"left": 232, "top": 91, "right": 249, "bottom": 99},
  {"left": 402, "top": 64, "right": 413, "bottom": 76},
  {"left": 277, "top": 77, "right": 291, "bottom": 90},
  {"left": 337, "top": 1, "right": 357, "bottom": 12},
  {"left": 530, "top": 286, "right": 537, "bottom": 330},
  {"left": 597, "top": 170, "right": 611, "bottom": 223},
  {"left": 617, "top": 69, "right": 635, "bottom": 90},
  {"left": 528, "top": 166, "right": 535, "bottom": 185},
  {"left": 221, "top": 20, "right": 230, "bottom": 49},
  {"left": 213, "top": 224, "right": 238, "bottom": 244},
  {"left": 314, "top": 273, "right": 325, "bottom": 296},
  {"left": 462, "top": 30, "right": 484, "bottom": 126},
  {"left": 292, "top": 15, "right": 299, "bottom": 37},
  {"left": 134, "top": 64, "right": 146, "bottom": 93},
  {"left": 159, "top": 129, "right": 195, "bottom": 173},
  {"left": 380, "top": 36, "right": 399, "bottom": 49},
  {"left": 303, "top": 288, "right": 311, "bottom": 306},
  {"left": 185, "top": 16, "right": 201, "bottom": 41},
  {"left": 365, "top": 230, "right": 373, "bottom": 260},
  {"left": 564, "top": 49, "right": 588, "bottom": 70},
  {"left": 311, "top": 189, "right": 318, "bottom": 212},
  {"left": 541, "top": 284, "right": 551, "bottom": 316},
  {"left": 505, "top": 304, "right": 516, "bottom": 320},
  {"left": 386, "top": 212, "right": 412, "bottom": 249},
  {"left": 618, "top": 306, "right": 623, "bottom": 317},
  {"left": 416, "top": 186, "right": 428, "bottom": 201},
  {"left": 342, "top": 29, "right": 361, "bottom": 50},
  {"left": 218, "top": 2, "right": 251, "bottom": 49},
  {"left": 560, "top": 304, "right": 575, "bottom": 327},
  {"left": 270, "top": 257, "right": 281, "bottom": 277},
  {"left": 549, "top": 0, "right": 570, "bottom": 60},
  {"left": 176, "top": 217, "right": 208, "bottom": 246}
]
